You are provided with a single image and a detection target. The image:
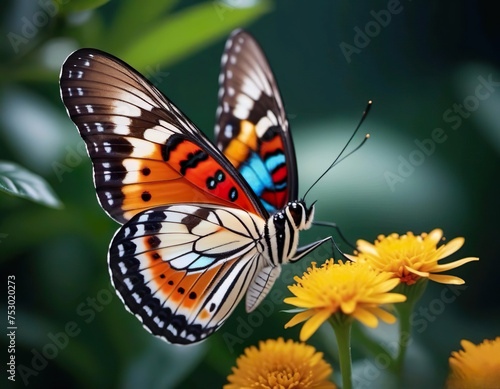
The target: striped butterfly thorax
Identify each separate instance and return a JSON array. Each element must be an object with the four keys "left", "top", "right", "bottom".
[{"left": 59, "top": 29, "right": 329, "bottom": 344}]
